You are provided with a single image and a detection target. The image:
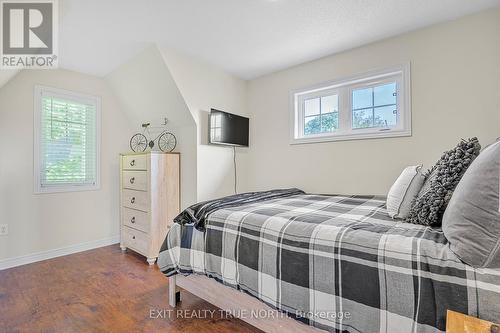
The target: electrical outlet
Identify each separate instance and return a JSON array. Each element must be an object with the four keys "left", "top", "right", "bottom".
[{"left": 0, "top": 224, "right": 8, "bottom": 236}]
